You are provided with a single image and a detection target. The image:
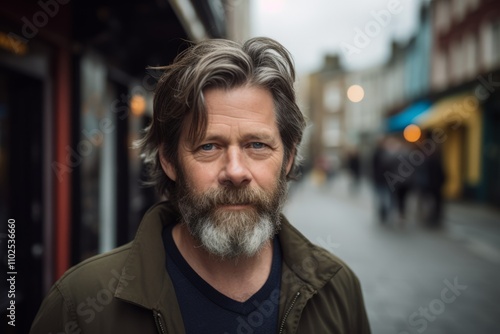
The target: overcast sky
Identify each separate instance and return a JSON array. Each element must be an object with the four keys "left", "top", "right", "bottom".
[{"left": 250, "top": 0, "right": 426, "bottom": 76}]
